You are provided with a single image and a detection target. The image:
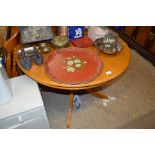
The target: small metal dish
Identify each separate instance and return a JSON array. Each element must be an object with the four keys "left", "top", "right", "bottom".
[
  {"left": 39, "top": 42, "right": 47, "bottom": 48},
  {"left": 39, "top": 43, "right": 47, "bottom": 47},
  {"left": 43, "top": 47, "right": 50, "bottom": 53}
]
